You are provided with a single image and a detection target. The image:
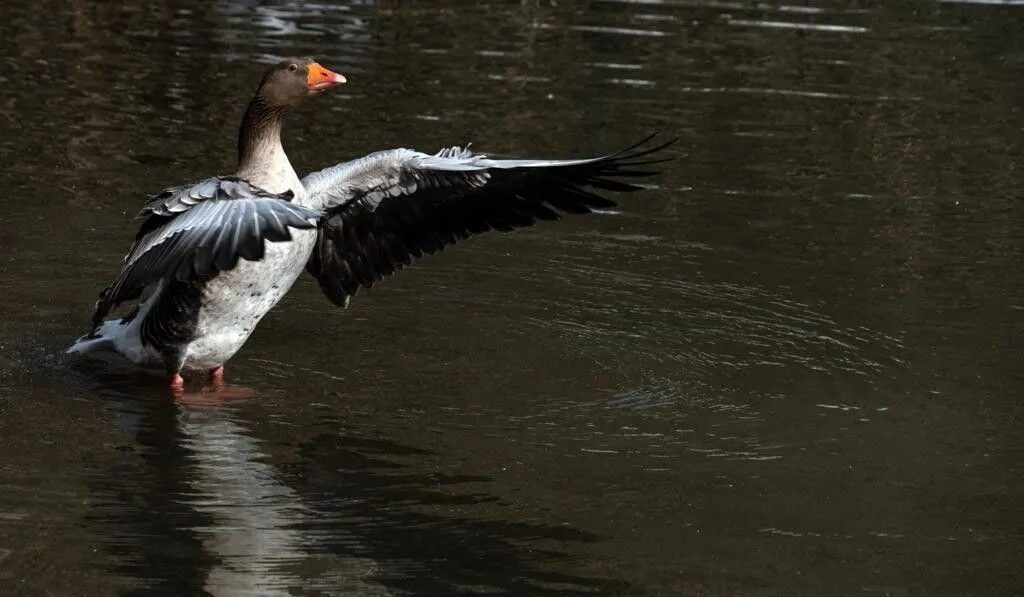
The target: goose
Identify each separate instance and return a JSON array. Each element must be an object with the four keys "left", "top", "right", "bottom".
[{"left": 67, "top": 57, "right": 672, "bottom": 389}]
